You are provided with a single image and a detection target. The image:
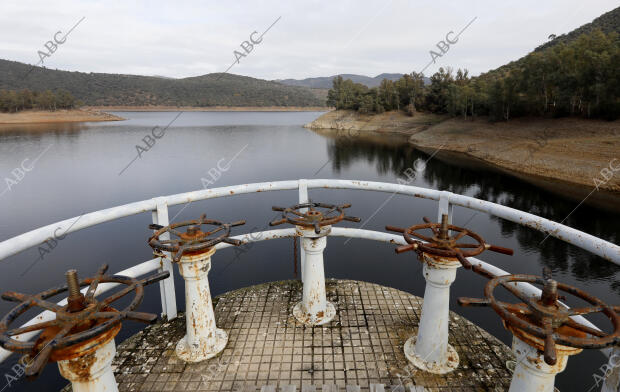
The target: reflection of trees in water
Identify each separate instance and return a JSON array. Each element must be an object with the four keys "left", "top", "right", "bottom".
[
  {"left": 326, "top": 136, "right": 620, "bottom": 288},
  {"left": 327, "top": 138, "right": 420, "bottom": 177}
]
